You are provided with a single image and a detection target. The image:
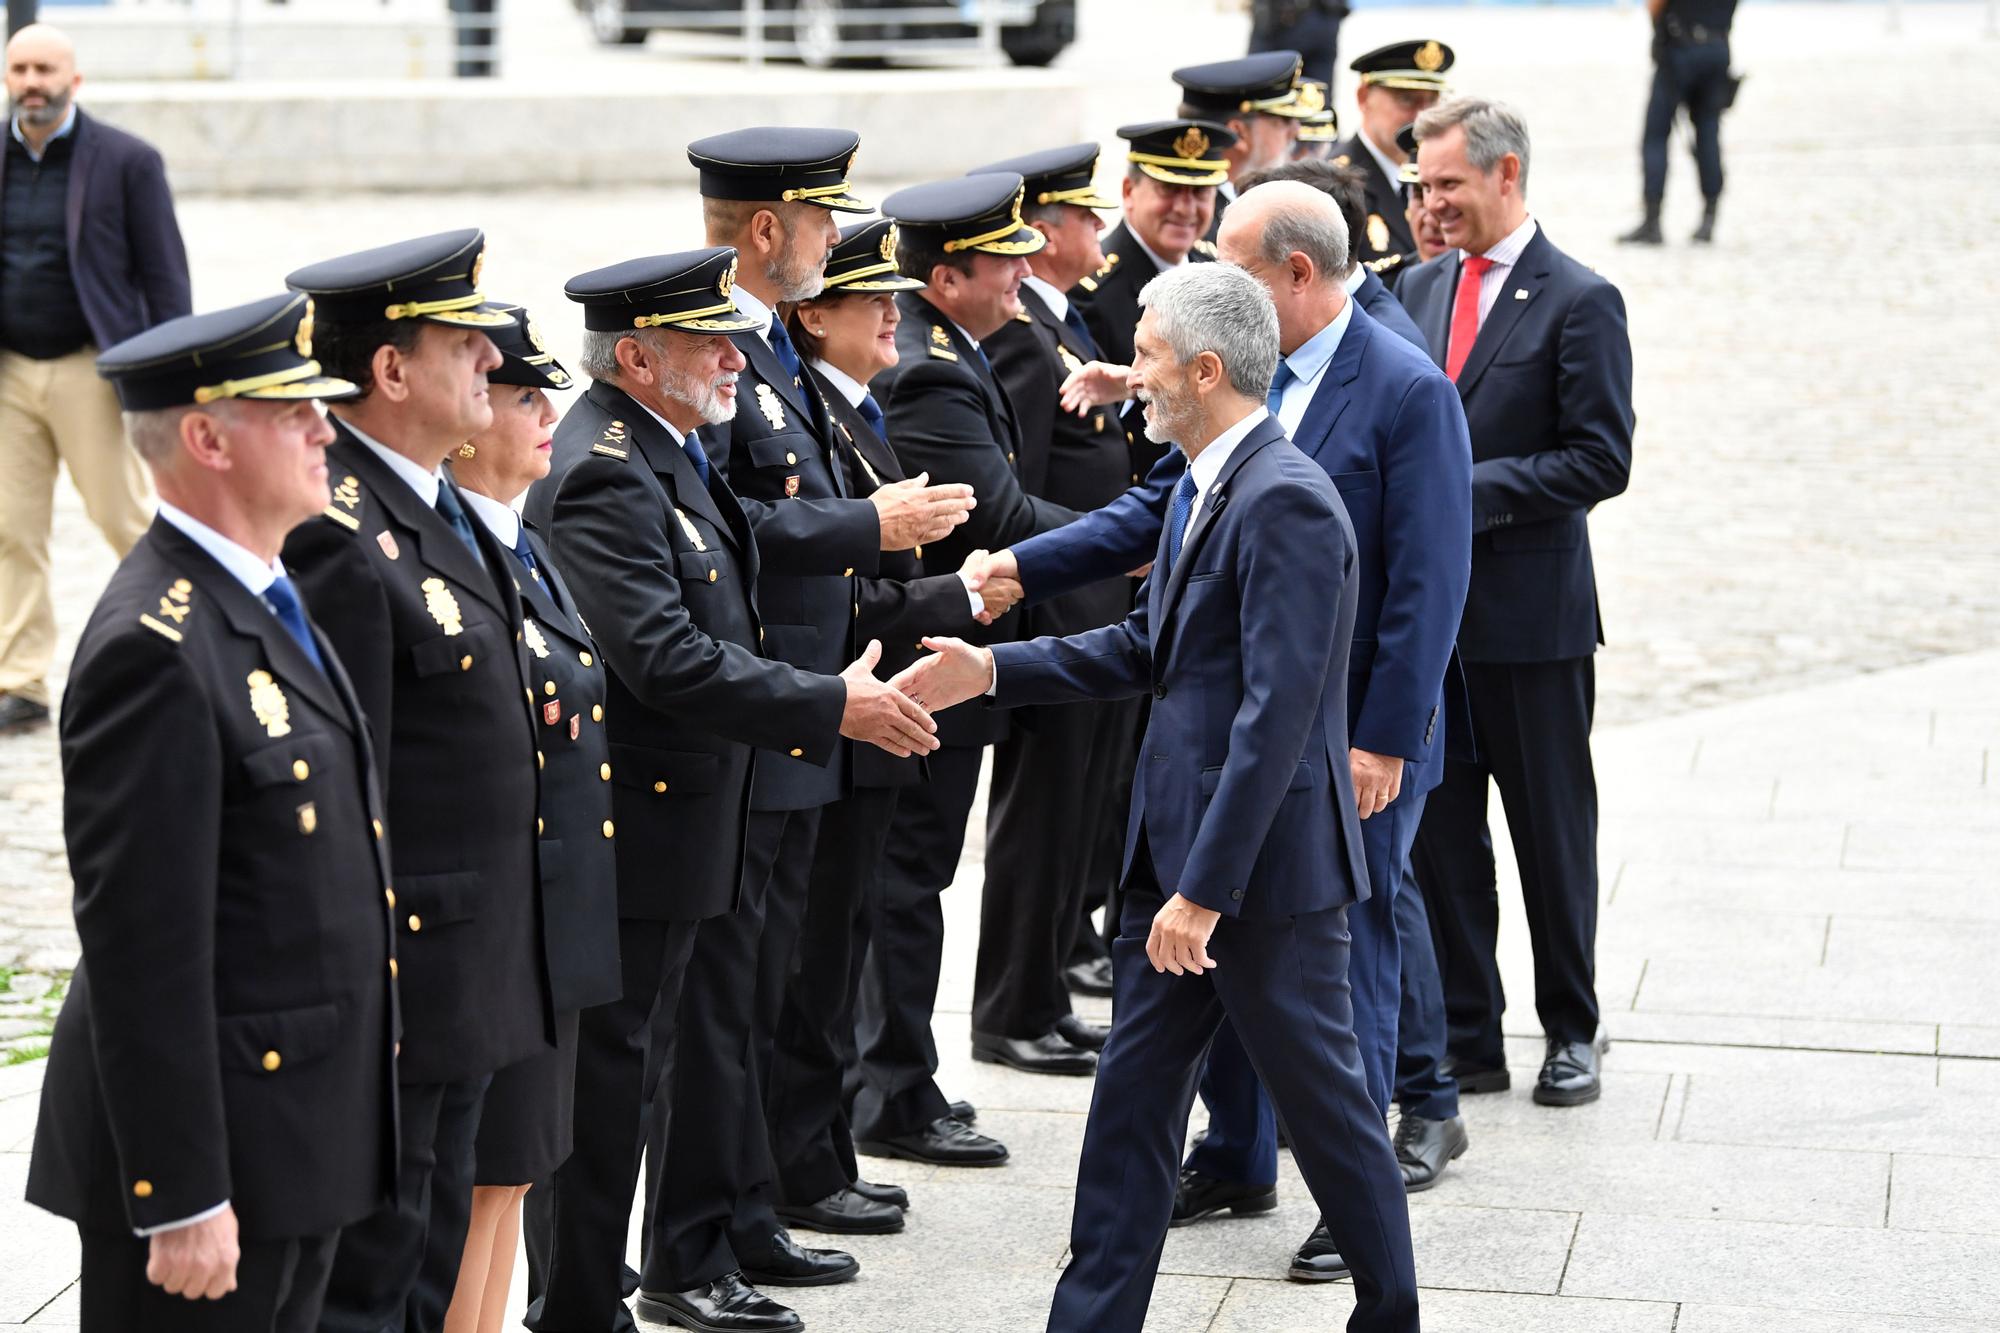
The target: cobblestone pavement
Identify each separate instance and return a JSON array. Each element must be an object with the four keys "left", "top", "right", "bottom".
[{"left": 3, "top": 3, "right": 1999, "bottom": 1326}]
